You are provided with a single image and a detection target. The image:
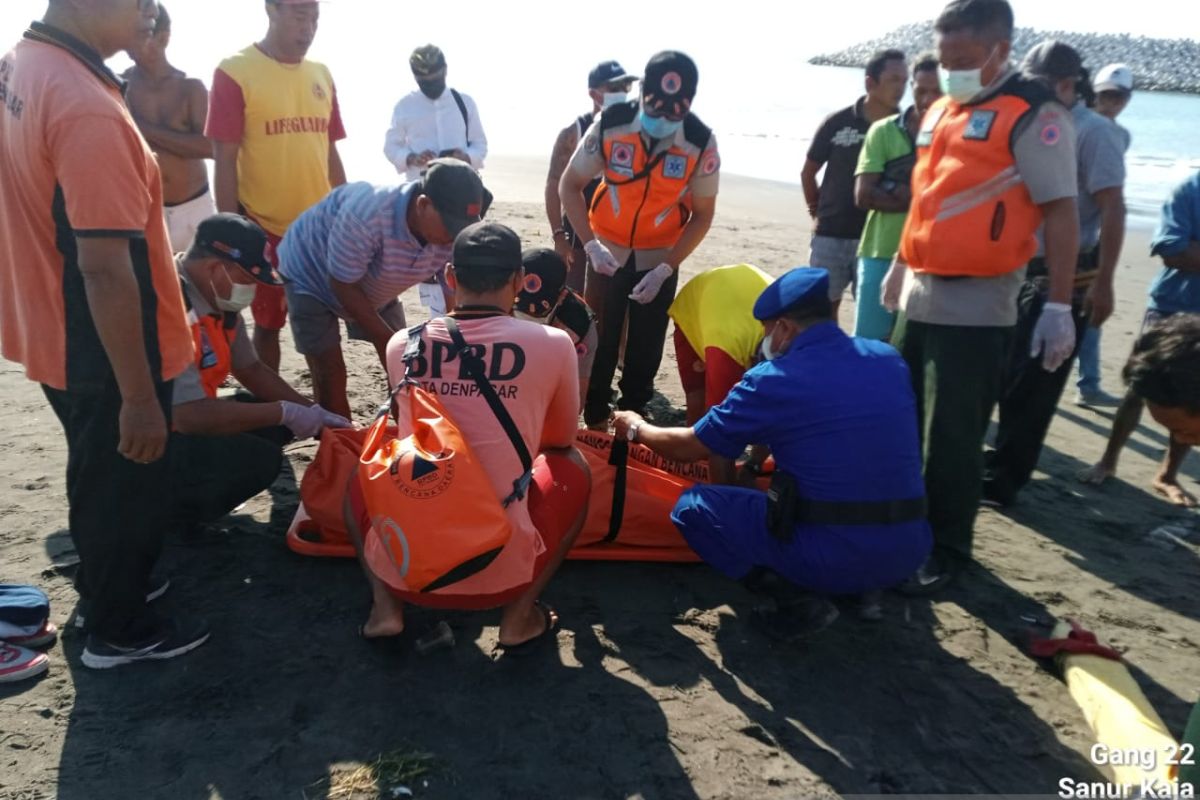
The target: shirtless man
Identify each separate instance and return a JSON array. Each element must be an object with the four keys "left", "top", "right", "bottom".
[{"left": 124, "top": 5, "right": 214, "bottom": 253}]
